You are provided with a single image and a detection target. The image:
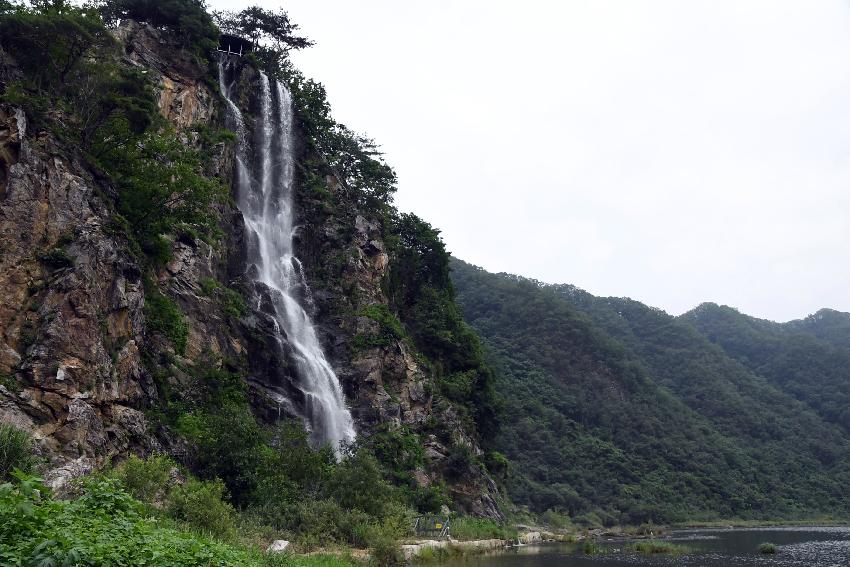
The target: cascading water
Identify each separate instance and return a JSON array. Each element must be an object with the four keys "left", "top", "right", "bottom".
[{"left": 218, "top": 58, "right": 355, "bottom": 452}]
